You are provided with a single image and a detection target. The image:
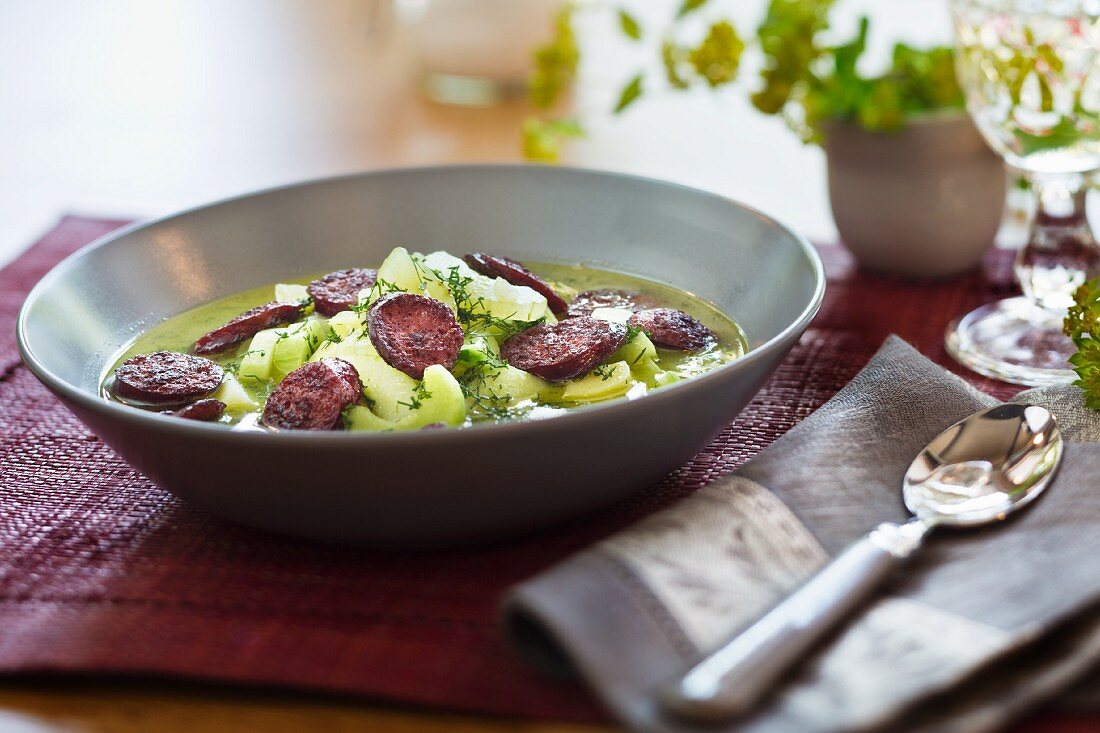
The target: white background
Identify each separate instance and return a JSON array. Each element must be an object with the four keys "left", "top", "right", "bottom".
[{"left": 0, "top": 1, "right": 952, "bottom": 265}]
